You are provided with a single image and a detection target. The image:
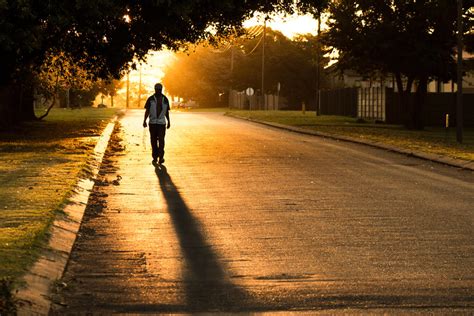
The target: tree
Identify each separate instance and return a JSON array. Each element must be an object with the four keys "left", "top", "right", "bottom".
[
  {"left": 34, "top": 50, "right": 95, "bottom": 118},
  {"left": 231, "top": 29, "right": 330, "bottom": 108},
  {"left": 466, "top": 6, "right": 474, "bottom": 53},
  {"left": 324, "top": 0, "right": 474, "bottom": 129},
  {"left": 1, "top": 1, "right": 336, "bottom": 125},
  {"left": 2, "top": 0, "right": 322, "bottom": 124},
  {"left": 162, "top": 28, "right": 329, "bottom": 109},
  {"left": 95, "top": 79, "right": 124, "bottom": 108},
  {"left": 162, "top": 45, "right": 233, "bottom": 106}
]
